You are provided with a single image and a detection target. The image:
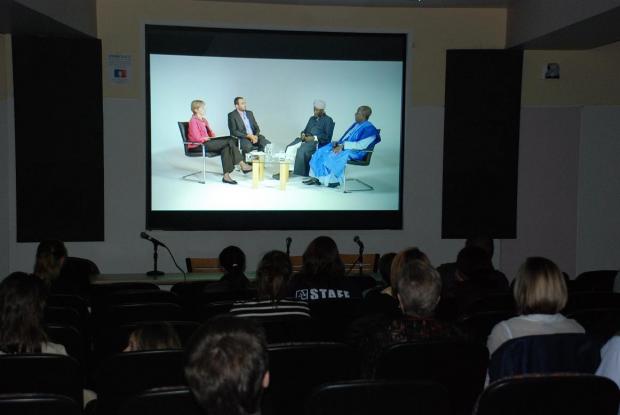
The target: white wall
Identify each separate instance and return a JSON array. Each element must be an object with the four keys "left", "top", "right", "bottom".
[
  {"left": 14, "top": 0, "right": 97, "bottom": 37},
  {"left": 577, "top": 106, "right": 620, "bottom": 273}
]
